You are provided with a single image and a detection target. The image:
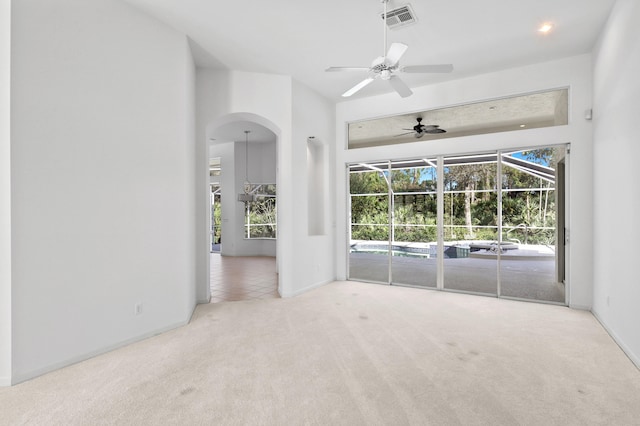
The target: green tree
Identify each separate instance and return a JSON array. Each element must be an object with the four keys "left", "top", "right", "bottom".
[
  {"left": 350, "top": 171, "right": 389, "bottom": 241},
  {"left": 444, "top": 163, "right": 497, "bottom": 238}
]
